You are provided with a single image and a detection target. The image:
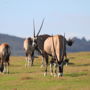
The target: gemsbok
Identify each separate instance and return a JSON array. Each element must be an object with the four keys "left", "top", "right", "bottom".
[
  {"left": 24, "top": 18, "right": 50, "bottom": 67},
  {"left": 24, "top": 37, "right": 34, "bottom": 67},
  {"left": 0, "top": 43, "right": 11, "bottom": 73},
  {"left": 43, "top": 35, "right": 73, "bottom": 77}
]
